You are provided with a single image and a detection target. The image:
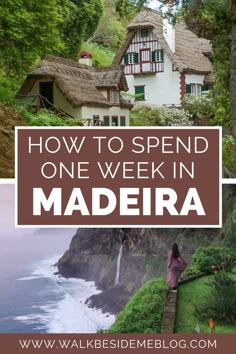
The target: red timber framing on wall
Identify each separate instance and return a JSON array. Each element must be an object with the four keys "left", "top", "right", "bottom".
[
  {"left": 140, "top": 48, "right": 151, "bottom": 63},
  {"left": 123, "top": 37, "right": 164, "bottom": 75},
  {"left": 180, "top": 72, "right": 186, "bottom": 106}
]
